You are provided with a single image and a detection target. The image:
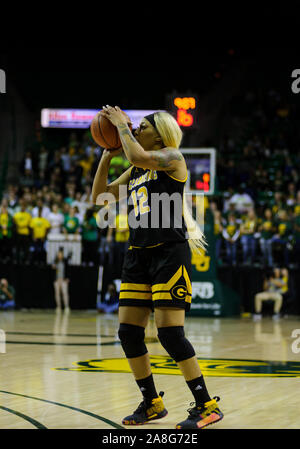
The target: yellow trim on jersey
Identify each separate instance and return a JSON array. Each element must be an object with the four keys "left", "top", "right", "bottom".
[
  {"left": 165, "top": 170, "right": 188, "bottom": 183},
  {"left": 120, "top": 283, "right": 151, "bottom": 292},
  {"left": 152, "top": 292, "right": 173, "bottom": 300},
  {"left": 152, "top": 292, "right": 192, "bottom": 302},
  {"left": 152, "top": 265, "right": 185, "bottom": 293},
  {"left": 119, "top": 292, "right": 152, "bottom": 300},
  {"left": 183, "top": 265, "right": 192, "bottom": 295},
  {"left": 151, "top": 265, "right": 192, "bottom": 303}
]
